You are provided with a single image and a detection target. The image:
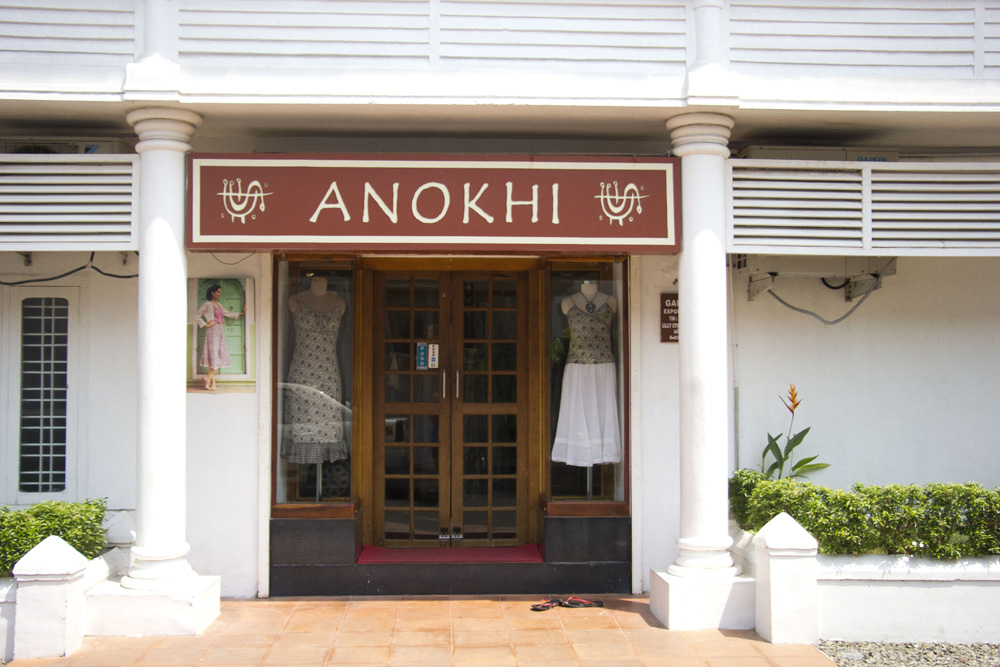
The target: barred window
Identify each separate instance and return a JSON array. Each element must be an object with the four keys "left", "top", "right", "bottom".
[{"left": 19, "top": 297, "right": 69, "bottom": 493}]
